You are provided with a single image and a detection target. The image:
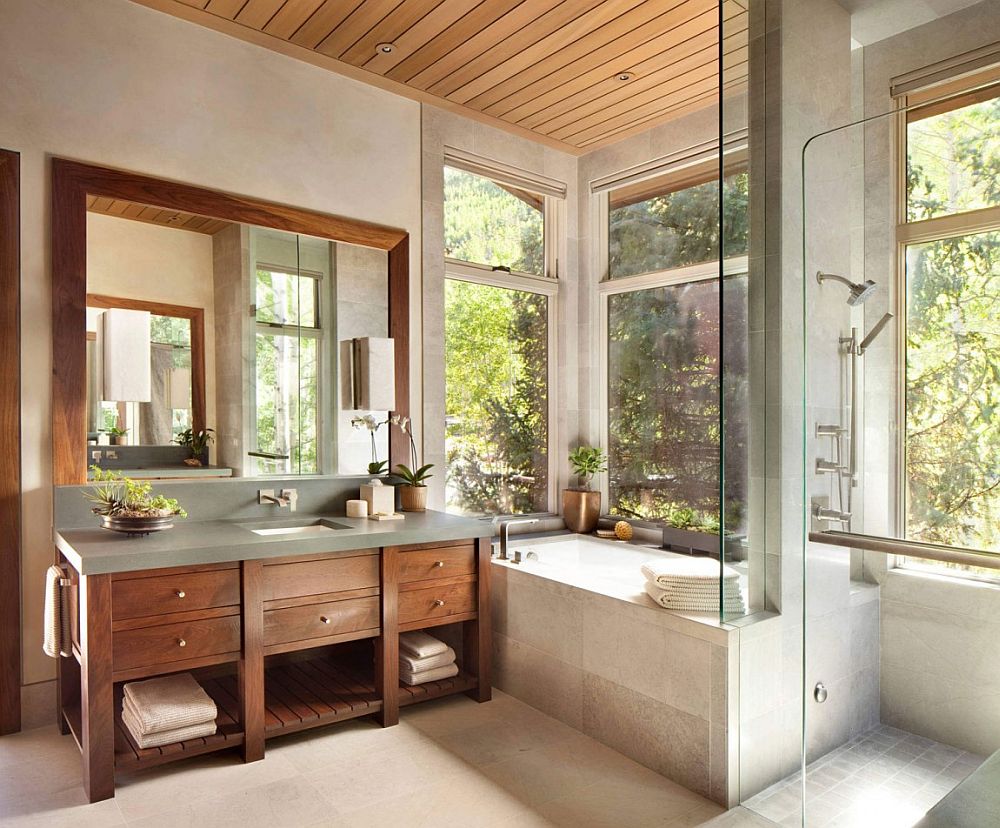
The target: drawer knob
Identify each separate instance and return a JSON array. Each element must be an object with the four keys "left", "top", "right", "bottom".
[
  {"left": 433, "top": 599, "right": 445, "bottom": 607},
  {"left": 434, "top": 561, "right": 445, "bottom": 567},
  {"left": 177, "top": 638, "right": 187, "bottom": 648},
  {"left": 320, "top": 616, "right": 330, "bottom": 624},
  {"left": 175, "top": 590, "right": 186, "bottom": 598}
]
